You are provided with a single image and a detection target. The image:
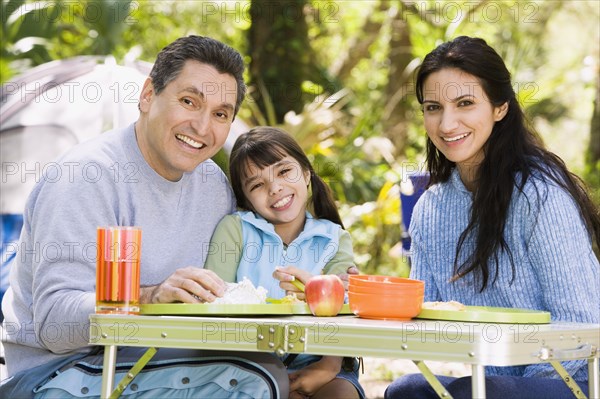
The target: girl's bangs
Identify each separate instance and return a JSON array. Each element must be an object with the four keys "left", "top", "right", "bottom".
[{"left": 240, "top": 143, "right": 288, "bottom": 179}]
